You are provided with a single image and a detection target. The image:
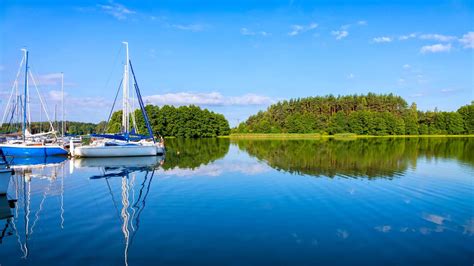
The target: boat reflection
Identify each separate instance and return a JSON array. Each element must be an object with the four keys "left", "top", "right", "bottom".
[
  {"left": 8, "top": 156, "right": 67, "bottom": 170},
  {"left": 7, "top": 159, "right": 67, "bottom": 259},
  {"left": 0, "top": 195, "right": 16, "bottom": 244},
  {"left": 75, "top": 156, "right": 164, "bottom": 266}
]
